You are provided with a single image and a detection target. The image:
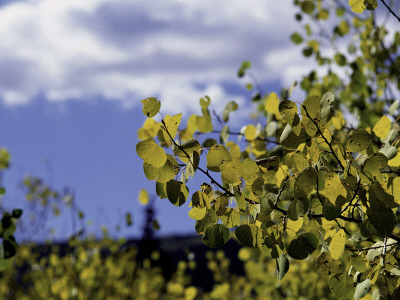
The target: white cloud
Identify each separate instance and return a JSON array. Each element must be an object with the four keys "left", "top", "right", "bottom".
[{"left": 0, "top": 0, "right": 301, "bottom": 114}]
